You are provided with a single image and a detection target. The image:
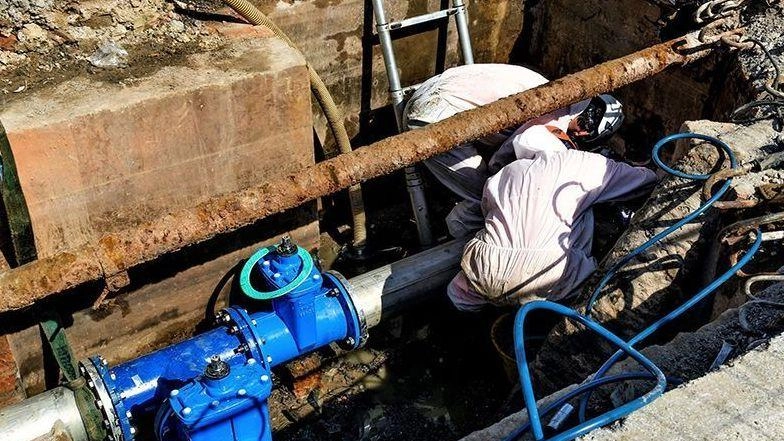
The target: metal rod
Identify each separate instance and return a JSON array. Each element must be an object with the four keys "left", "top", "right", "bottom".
[
  {"left": 370, "top": 0, "right": 405, "bottom": 130},
  {"left": 371, "top": 0, "right": 434, "bottom": 246},
  {"left": 384, "top": 9, "right": 457, "bottom": 31},
  {"left": 404, "top": 166, "right": 434, "bottom": 246},
  {"left": 0, "top": 31, "right": 718, "bottom": 314},
  {"left": 452, "top": 0, "right": 474, "bottom": 64}
]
